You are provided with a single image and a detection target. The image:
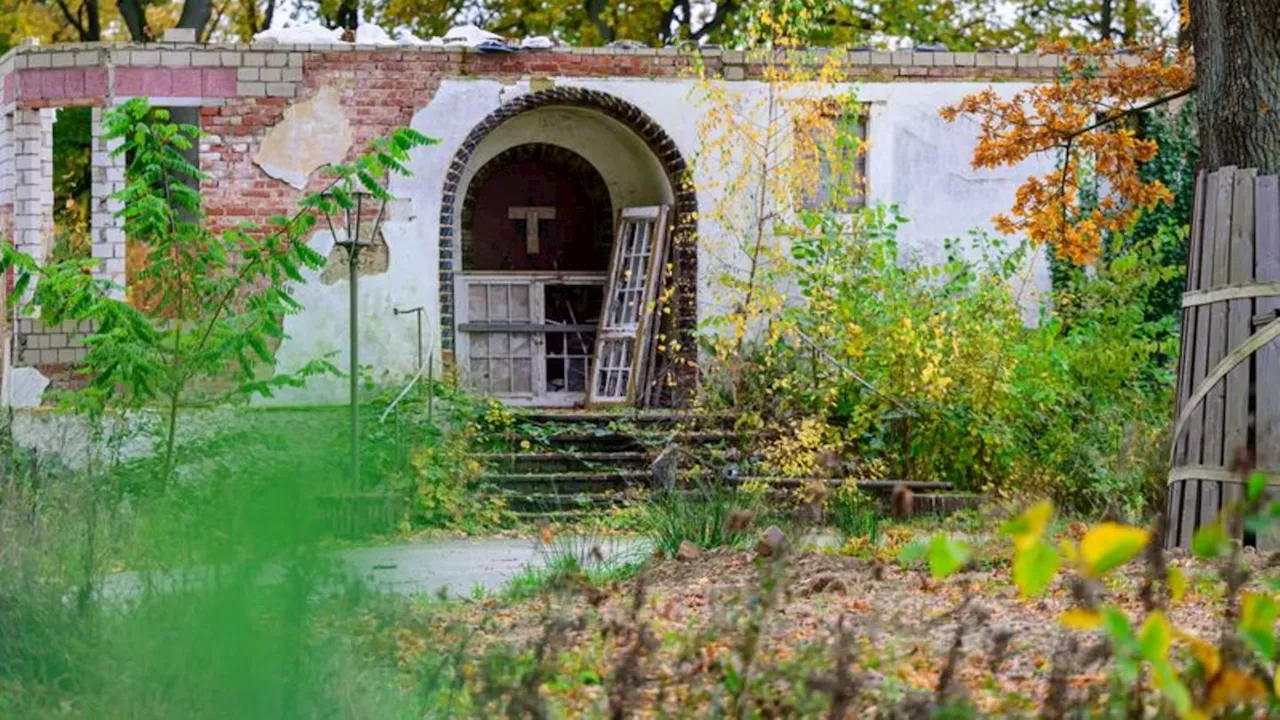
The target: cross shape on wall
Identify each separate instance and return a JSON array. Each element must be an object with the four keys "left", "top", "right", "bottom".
[{"left": 508, "top": 206, "right": 557, "bottom": 254}]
